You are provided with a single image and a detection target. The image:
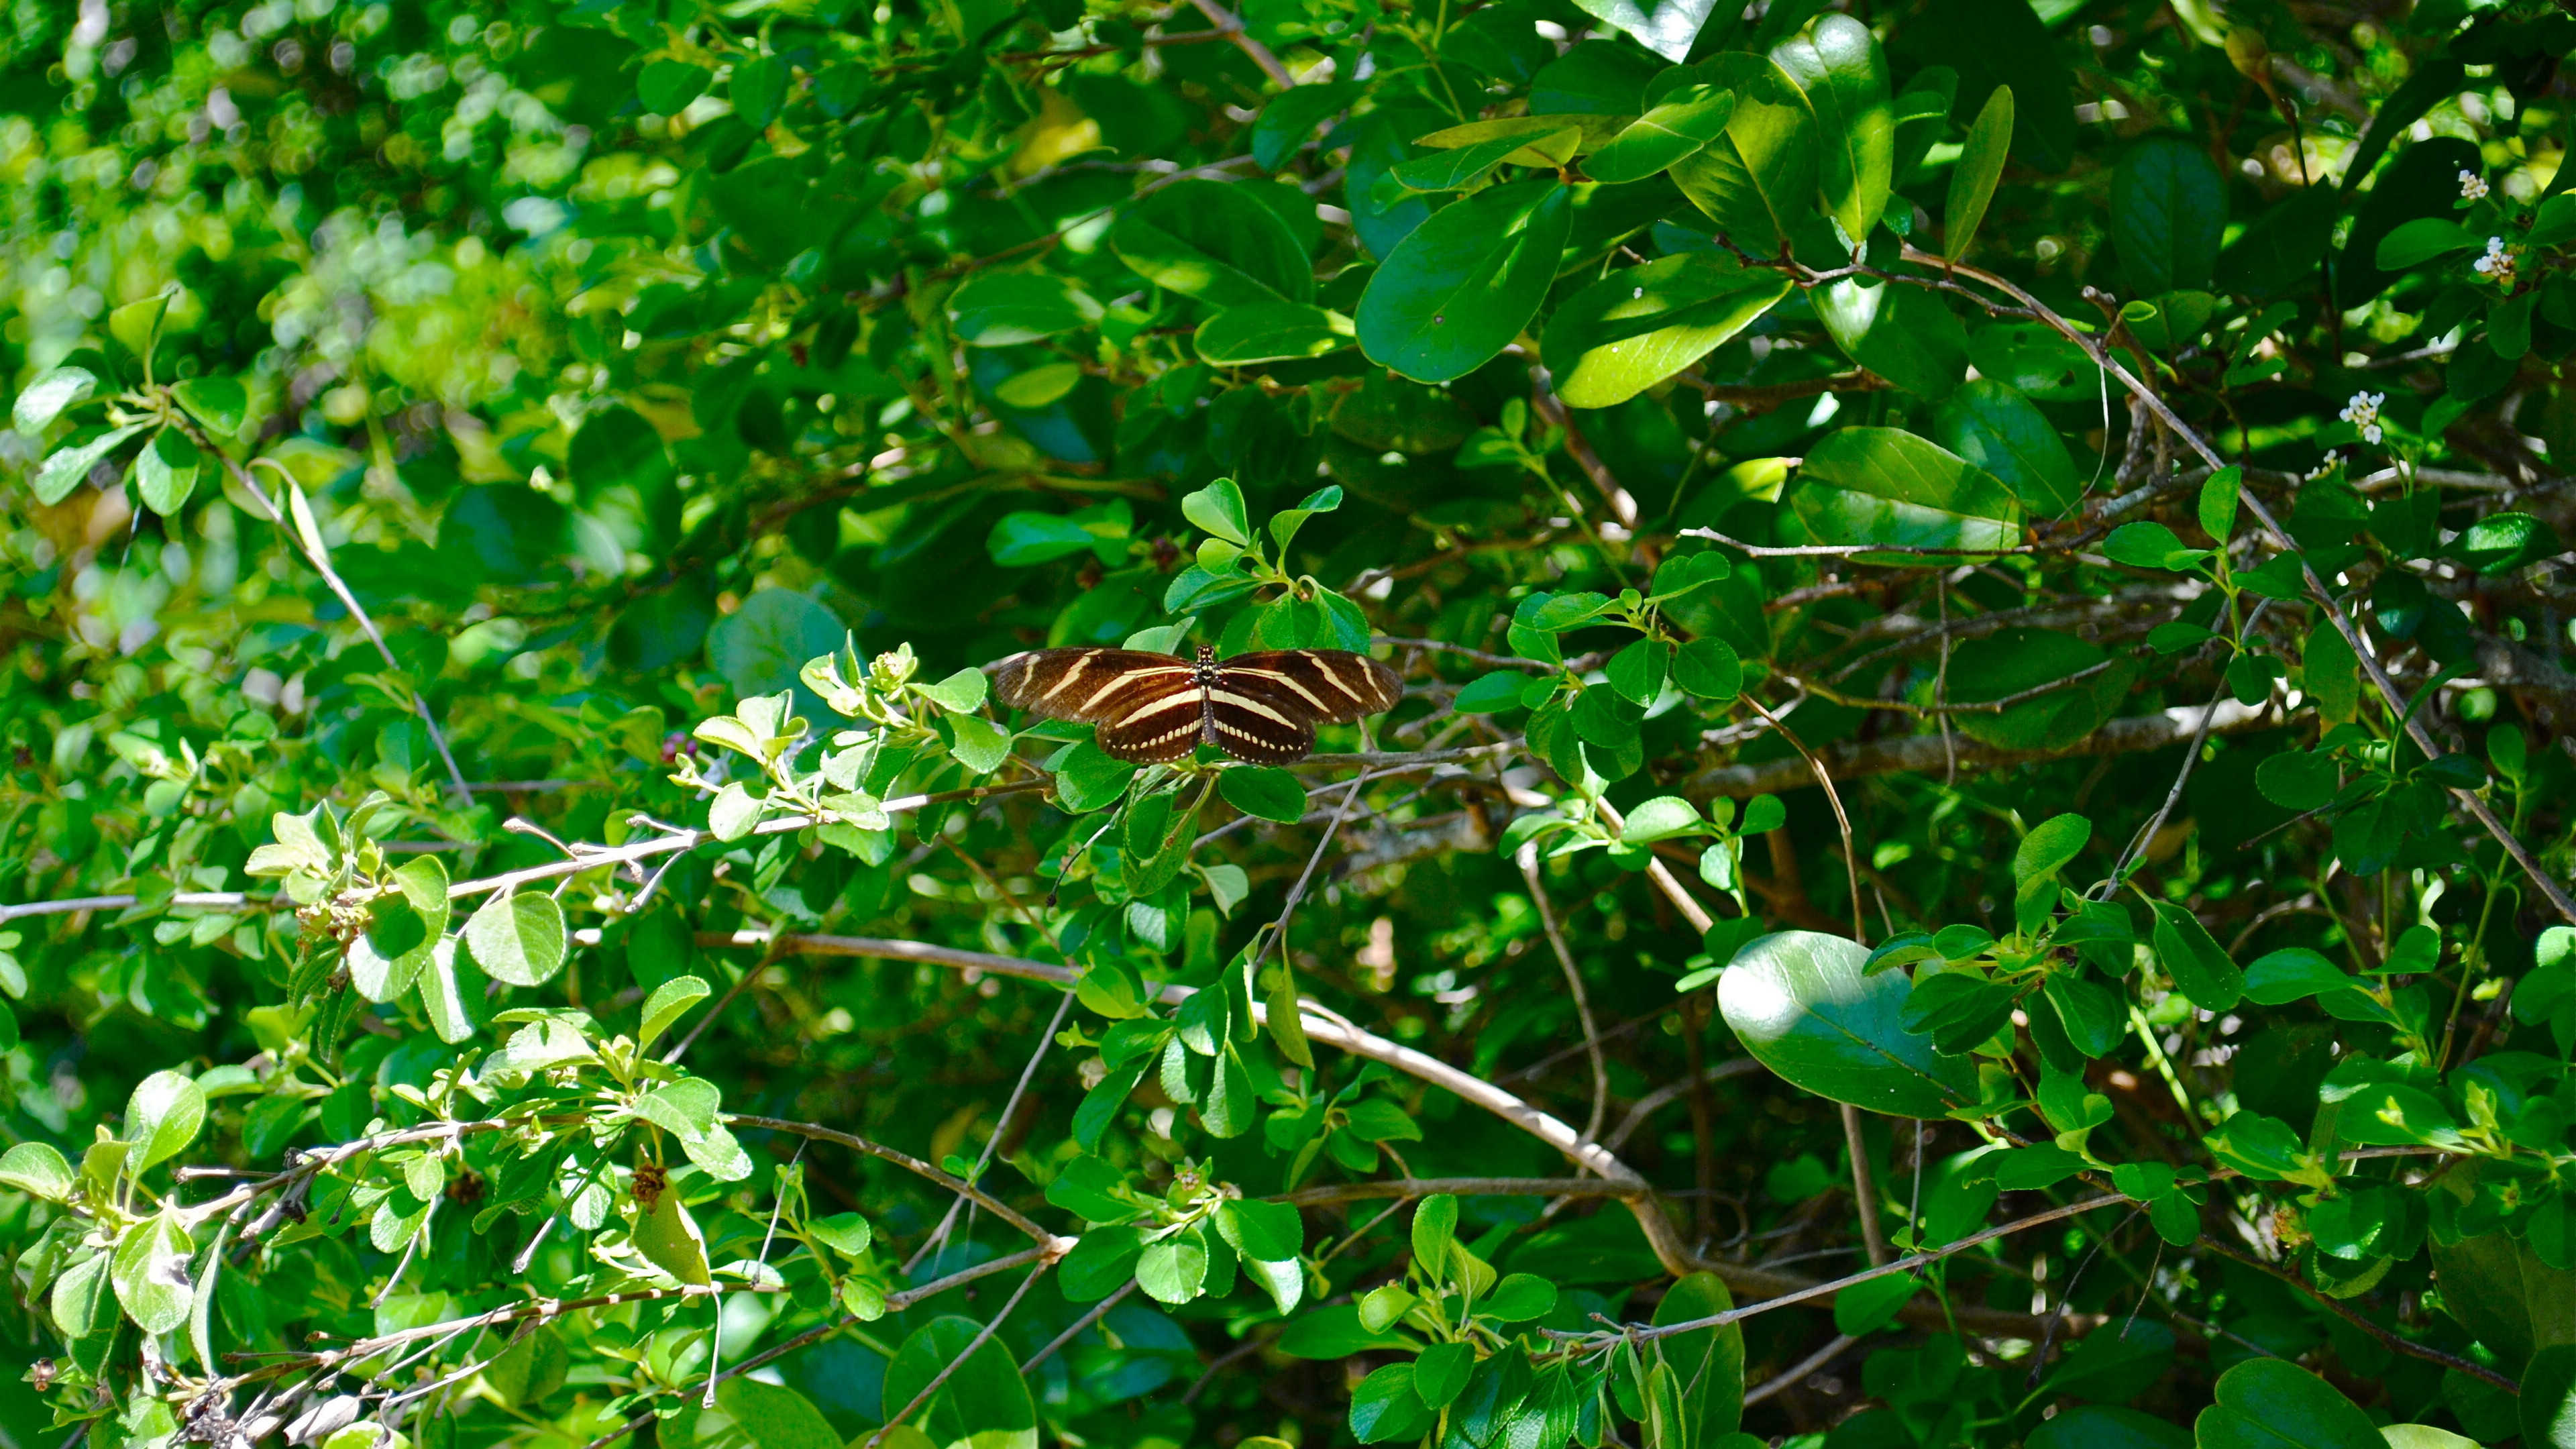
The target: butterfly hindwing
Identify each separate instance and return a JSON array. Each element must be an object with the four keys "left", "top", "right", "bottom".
[{"left": 1093, "top": 682, "right": 1210, "bottom": 765}]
